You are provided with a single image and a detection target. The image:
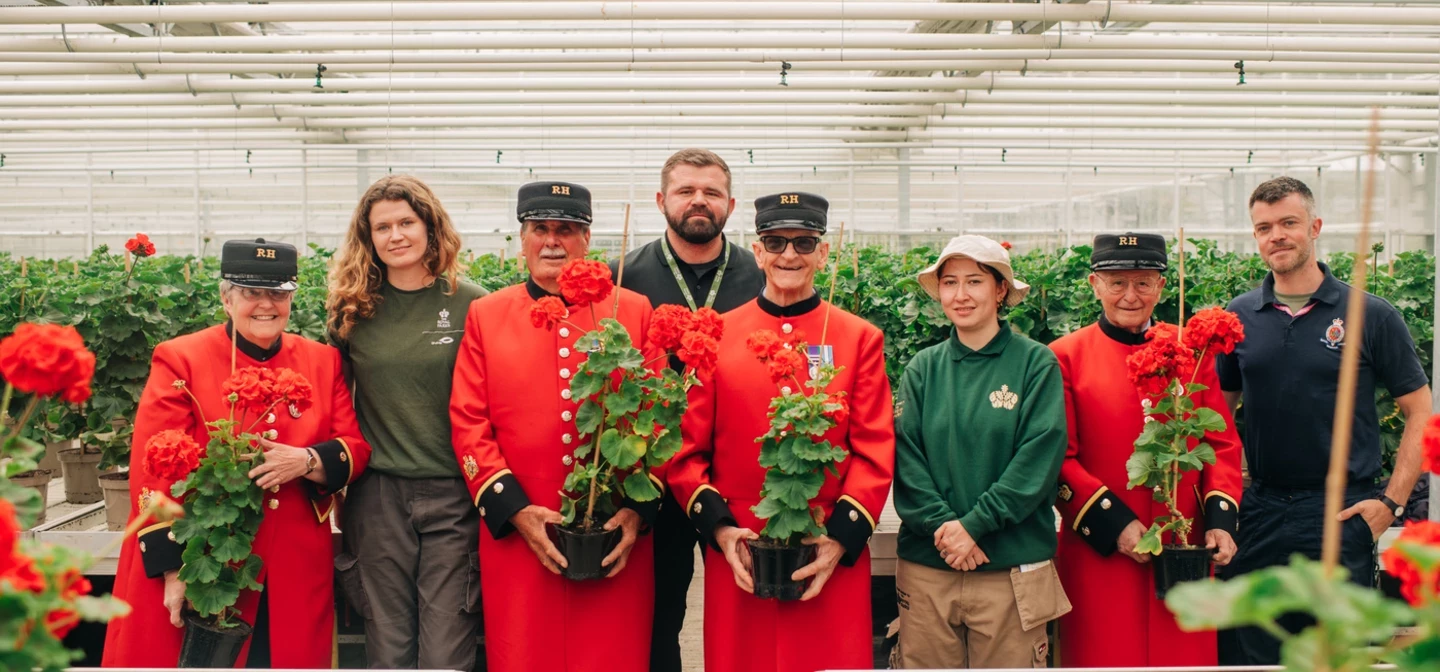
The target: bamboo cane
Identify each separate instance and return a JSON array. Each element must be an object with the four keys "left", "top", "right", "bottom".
[
  {"left": 820, "top": 221, "right": 846, "bottom": 345},
  {"left": 1321, "top": 108, "right": 1382, "bottom": 575},
  {"left": 612, "top": 202, "right": 632, "bottom": 316}
]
